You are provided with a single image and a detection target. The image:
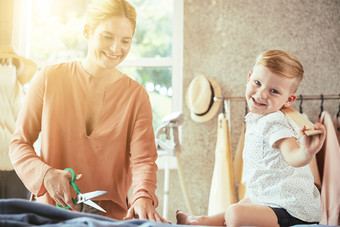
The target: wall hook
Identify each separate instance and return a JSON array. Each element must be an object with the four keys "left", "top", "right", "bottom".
[{"left": 221, "top": 96, "right": 225, "bottom": 114}]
